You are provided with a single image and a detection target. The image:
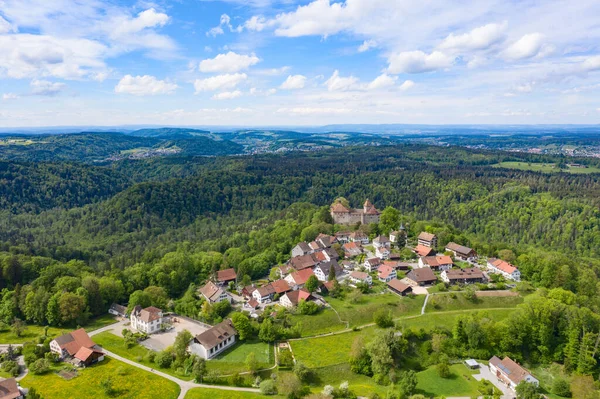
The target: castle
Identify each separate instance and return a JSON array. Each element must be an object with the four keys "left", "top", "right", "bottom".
[{"left": 330, "top": 199, "right": 381, "bottom": 225}]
